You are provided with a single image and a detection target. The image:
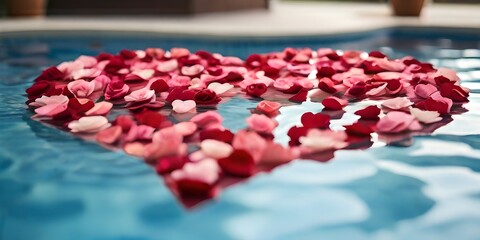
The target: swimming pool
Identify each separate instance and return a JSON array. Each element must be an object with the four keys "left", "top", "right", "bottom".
[{"left": 1, "top": 27, "right": 480, "bottom": 240}]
